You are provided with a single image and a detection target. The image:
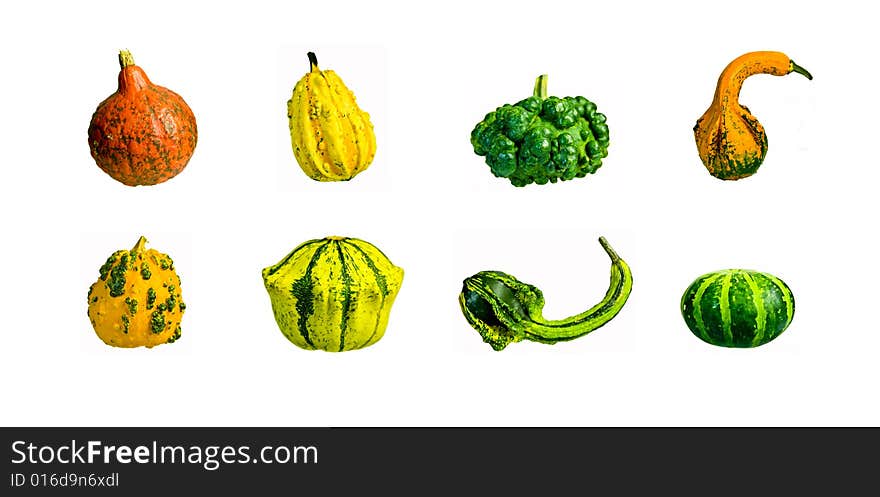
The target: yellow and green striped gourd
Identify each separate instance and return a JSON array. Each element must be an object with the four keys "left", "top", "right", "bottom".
[{"left": 262, "top": 237, "right": 403, "bottom": 352}]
